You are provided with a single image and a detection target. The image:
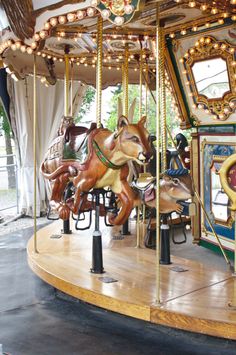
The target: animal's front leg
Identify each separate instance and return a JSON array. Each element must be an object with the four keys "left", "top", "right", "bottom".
[
  {"left": 67, "top": 176, "right": 95, "bottom": 214},
  {"left": 109, "top": 181, "right": 135, "bottom": 225}
]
